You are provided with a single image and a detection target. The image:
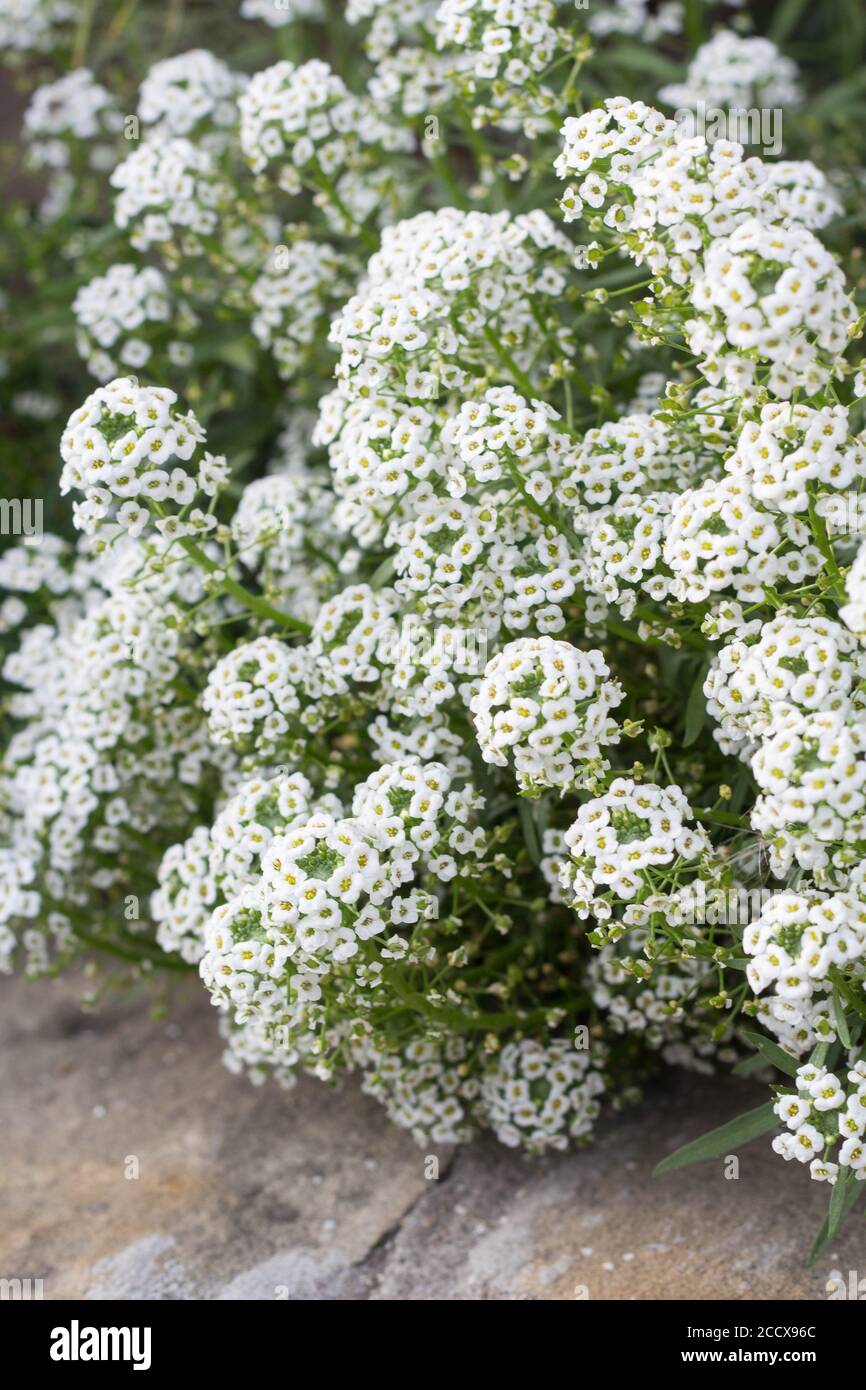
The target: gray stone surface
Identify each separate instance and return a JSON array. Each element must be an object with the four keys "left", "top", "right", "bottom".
[{"left": 2, "top": 972, "right": 864, "bottom": 1300}]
